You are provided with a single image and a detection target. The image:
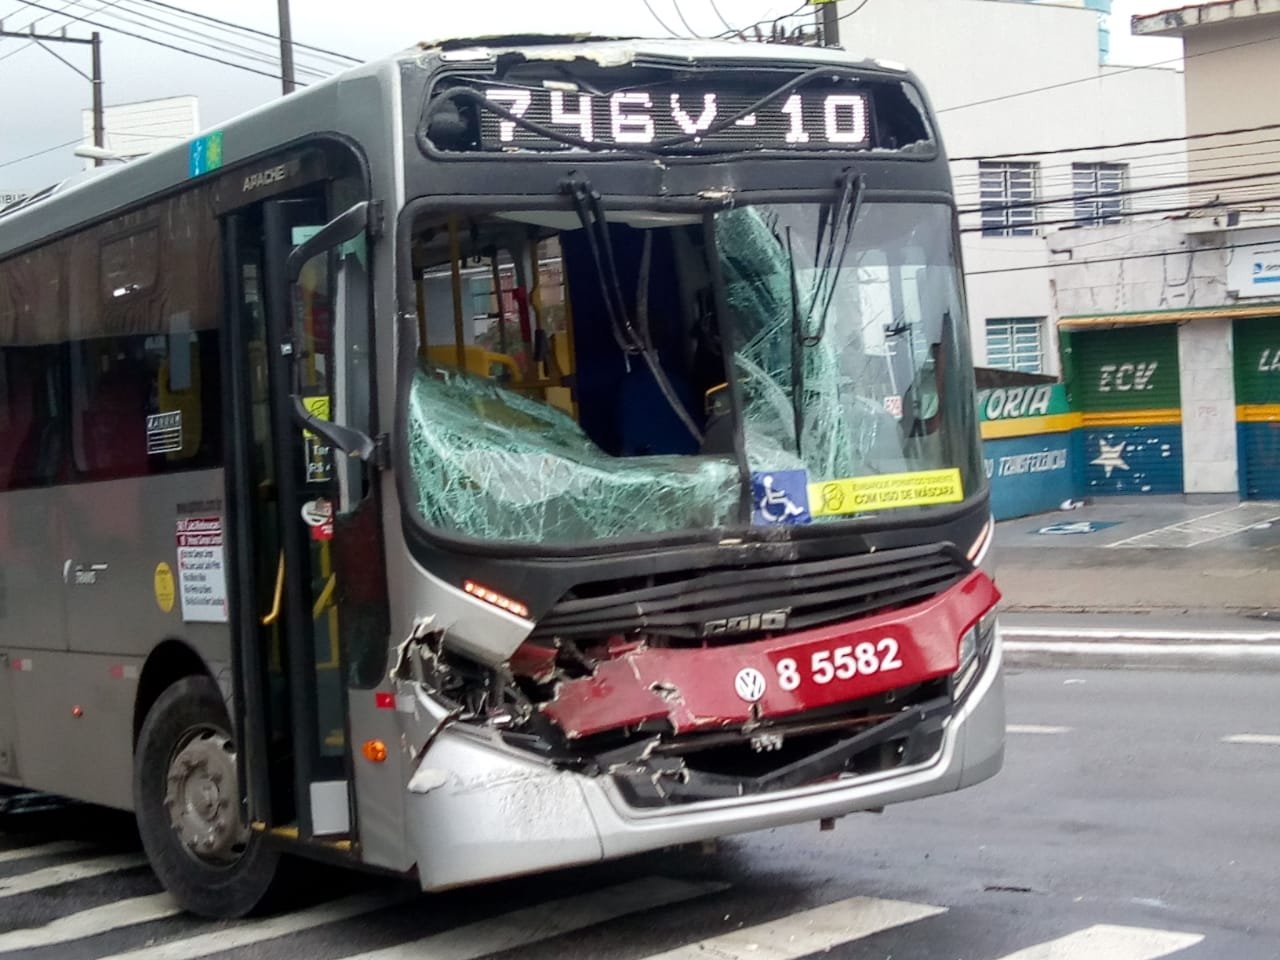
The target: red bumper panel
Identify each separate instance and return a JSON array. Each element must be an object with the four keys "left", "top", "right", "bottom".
[{"left": 540, "top": 570, "right": 999, "bottom": 739}]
